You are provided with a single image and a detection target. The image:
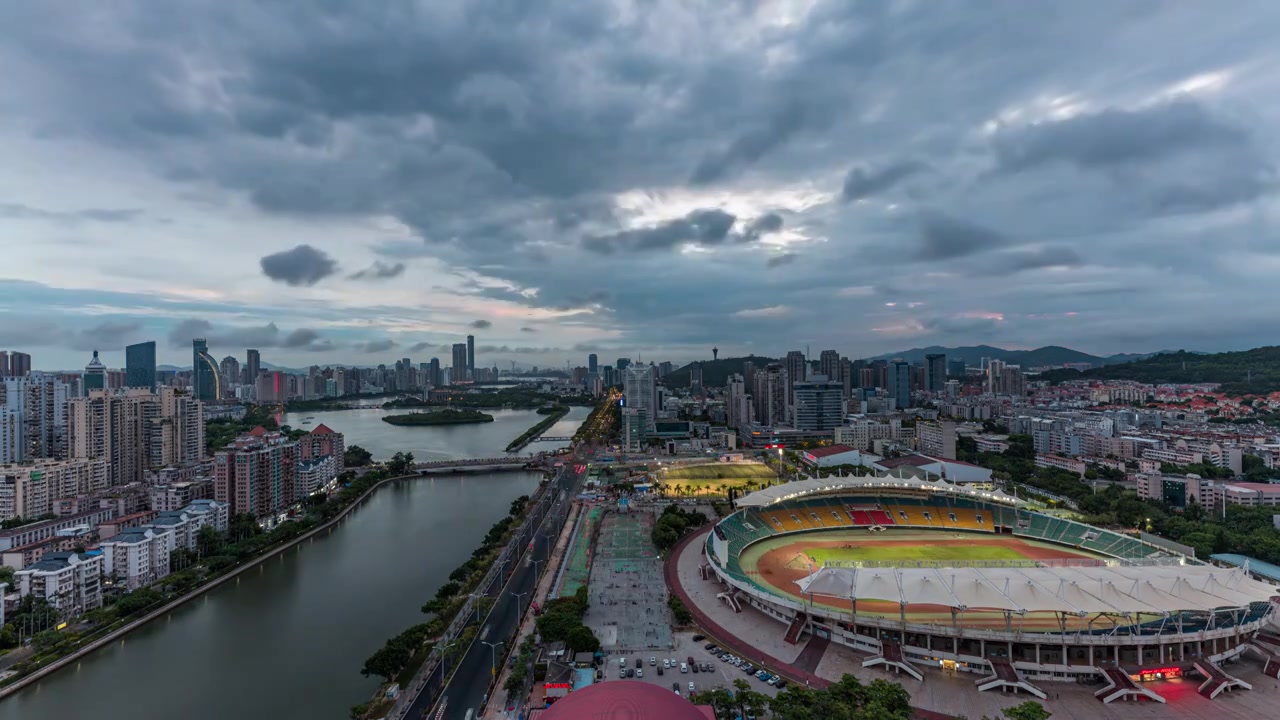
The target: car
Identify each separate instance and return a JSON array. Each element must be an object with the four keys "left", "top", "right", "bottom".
[
  {"left": 756, "top": 670, "right": 767, "bottom": 679},
  {"left": 619, "top": 668, "right": 626, "bottom": 678},
  {"left": 650, "top": 656, "right": 656, "bottom": 666},
  {"left": 691, "top": 663, "right": 699, "bottom": 674},
  {"left": 687, "top": 656, "right": 695, "bottom": 666},
  {"left": 680, "top": 662, "right": 688, "bottom": 673},
  {"left": 720, "top": 653, "right": 731, "bottom": 661},
  {"left": 672, "top": 683, "right": 680, "bottom": 692},
  {"left": 688, "top": 681, "right": 696, "bottom": 693},
  {"left": 619, "top": 657, "right": 627, "bottom": 667},
  {"left": 775, "top": 679, "right": 788, "bottom": 689},
  {"left": 627, "top": 668, "right": 634, "bottom": 678},
  {"left": 657, "top": 666, "right": 664, "bottom": 676},
  {"left": 635, "top": 659, "right": 642, "bottom": 669},
  {"left": 703, "top": 663, "right": 712, "bottom": 673},
  {"left": 637, "top": 669, "right": 643, "bottom": 678},
  {"left": 663, "top": 659, "right": 671, "bottom": 669},
  {"left": 742, "top": 664, "right": 755, "bottom": 674},
  {"left": 767, "top": 676, "right": 778, "bottom": 686},
  {"left": 692, "top": 634, "right": 705, "bottom": 642},
  {"left": 708, "top": 645, "right": 719, "bottom": 654}
]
